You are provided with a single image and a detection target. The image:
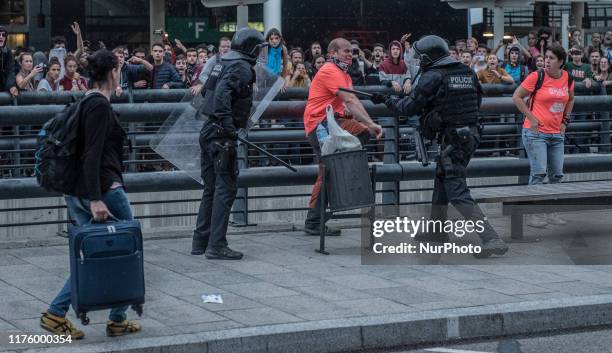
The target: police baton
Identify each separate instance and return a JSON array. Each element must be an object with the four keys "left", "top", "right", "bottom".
[
  {"left": 211, "top": 123, "right": 297, "bottom": 173},
  {"left": 337, "top": 87, "right": 374, "bottom": 98}
]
